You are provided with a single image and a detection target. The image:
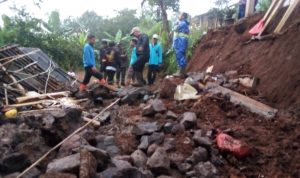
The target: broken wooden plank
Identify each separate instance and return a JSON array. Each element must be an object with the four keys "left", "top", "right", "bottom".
[
  {"left": 8, "top": 100, "right": 57, "bottom": 108},
  {"left": 83, "top": 117, "right": 101, "bottom": 126},
  {"left": 16, "top": 91, "right": 70, "bottom": 103},
  {"left": 205, "top": 82, "right": 277, "bottom": 118}
]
